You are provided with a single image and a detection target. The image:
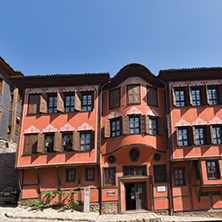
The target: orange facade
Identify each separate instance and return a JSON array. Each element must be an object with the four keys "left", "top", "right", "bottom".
[{"left": 11, "top": 64, "right": 222, "bottom": 214}]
